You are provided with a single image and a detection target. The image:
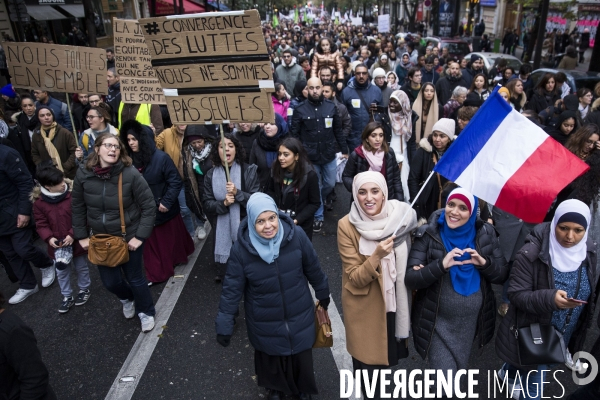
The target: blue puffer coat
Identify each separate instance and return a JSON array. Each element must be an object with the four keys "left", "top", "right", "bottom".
[
  {"left": 340, "top": 77, "right": 383, "bottom": 147},
  {"left": 215, "top": 213, "right": 330, "bottom": 356}
]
